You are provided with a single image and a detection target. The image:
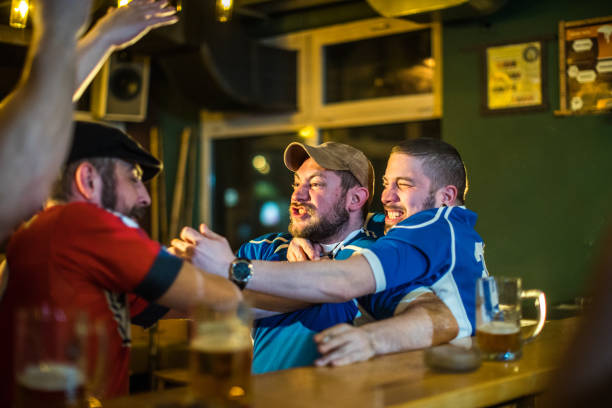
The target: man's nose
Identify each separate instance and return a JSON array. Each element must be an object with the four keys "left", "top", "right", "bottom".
[
  {"left": 292, "top": 183, "right": 309, "bottom": 202},
  {"left": 381, "top": 186, "right": 397, "bottom": 204},
  {"left": 140, "top": 184, "right": 152, "bottom": 207}
]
